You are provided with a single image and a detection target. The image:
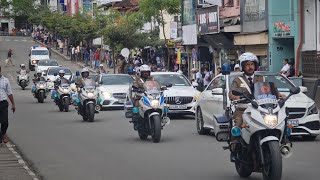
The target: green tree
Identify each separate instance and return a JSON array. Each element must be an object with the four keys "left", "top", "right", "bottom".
[{"left": 1, "top": 0, "right": 39, "bottom": 19}]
